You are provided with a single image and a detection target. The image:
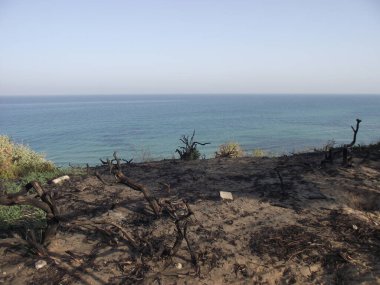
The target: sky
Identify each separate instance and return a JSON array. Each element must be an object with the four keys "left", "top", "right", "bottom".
[{"left": 0, "top": 0, "right": 379, "bottom": 96}]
